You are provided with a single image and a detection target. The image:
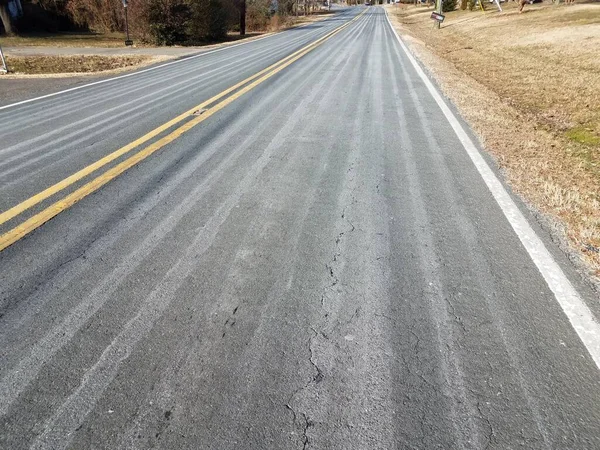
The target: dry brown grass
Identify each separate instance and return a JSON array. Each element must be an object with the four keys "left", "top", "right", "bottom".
[
  {"left": 0, "top": 32, "right": 128, "bottom": 48},
  {"left": 2, "top": 55, "right": 153, "bottom": 75},
  {"left": 387, "top": 2, "right": 600, "bottom": 281}
]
